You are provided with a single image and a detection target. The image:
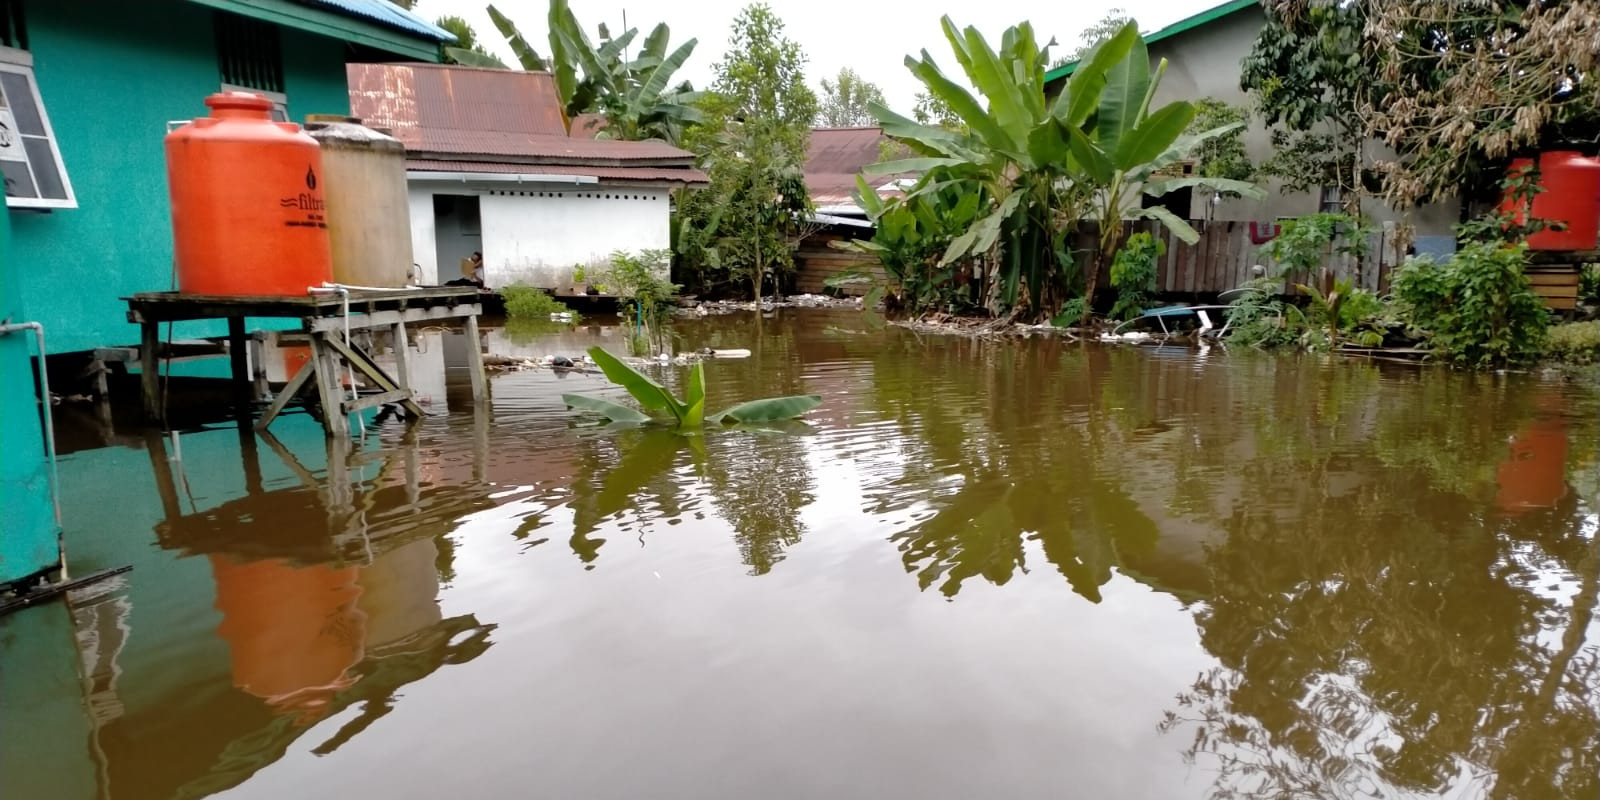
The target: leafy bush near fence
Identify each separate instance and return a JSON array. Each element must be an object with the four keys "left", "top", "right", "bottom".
[
  {"left": 1109, "top": 232, "right": 1164, "bottom": 320},
  {"left": 1391, "top": 242, "right": 1548, "bottom": 368},
  {"left": 1546, "top": 321, "right": 1599, "bottom": 364}
]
